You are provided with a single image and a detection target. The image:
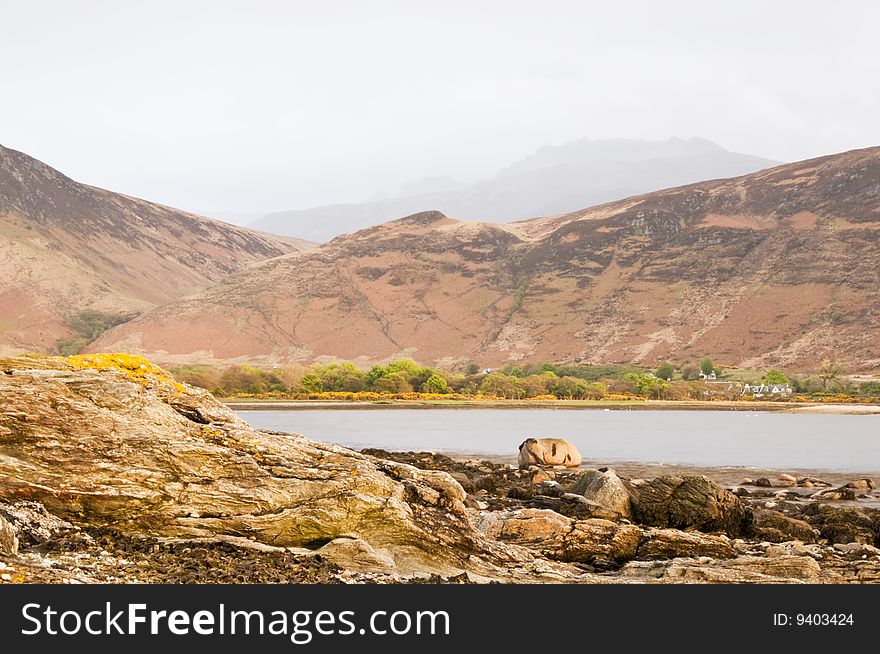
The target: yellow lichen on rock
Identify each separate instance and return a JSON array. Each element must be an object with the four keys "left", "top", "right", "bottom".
[{"left": 65, "top": 353, "right": 186, "bottom": 393}]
